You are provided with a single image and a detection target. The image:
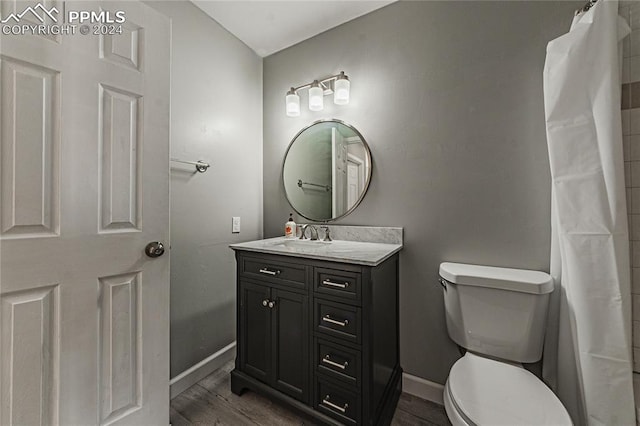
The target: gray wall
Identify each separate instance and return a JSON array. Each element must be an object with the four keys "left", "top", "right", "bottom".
[
  {"left": 263, "top": 1, "right": 578, "bottom": 384},
  {"left": 149, "top": 1, "right": 263, "bottom": 378}
]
